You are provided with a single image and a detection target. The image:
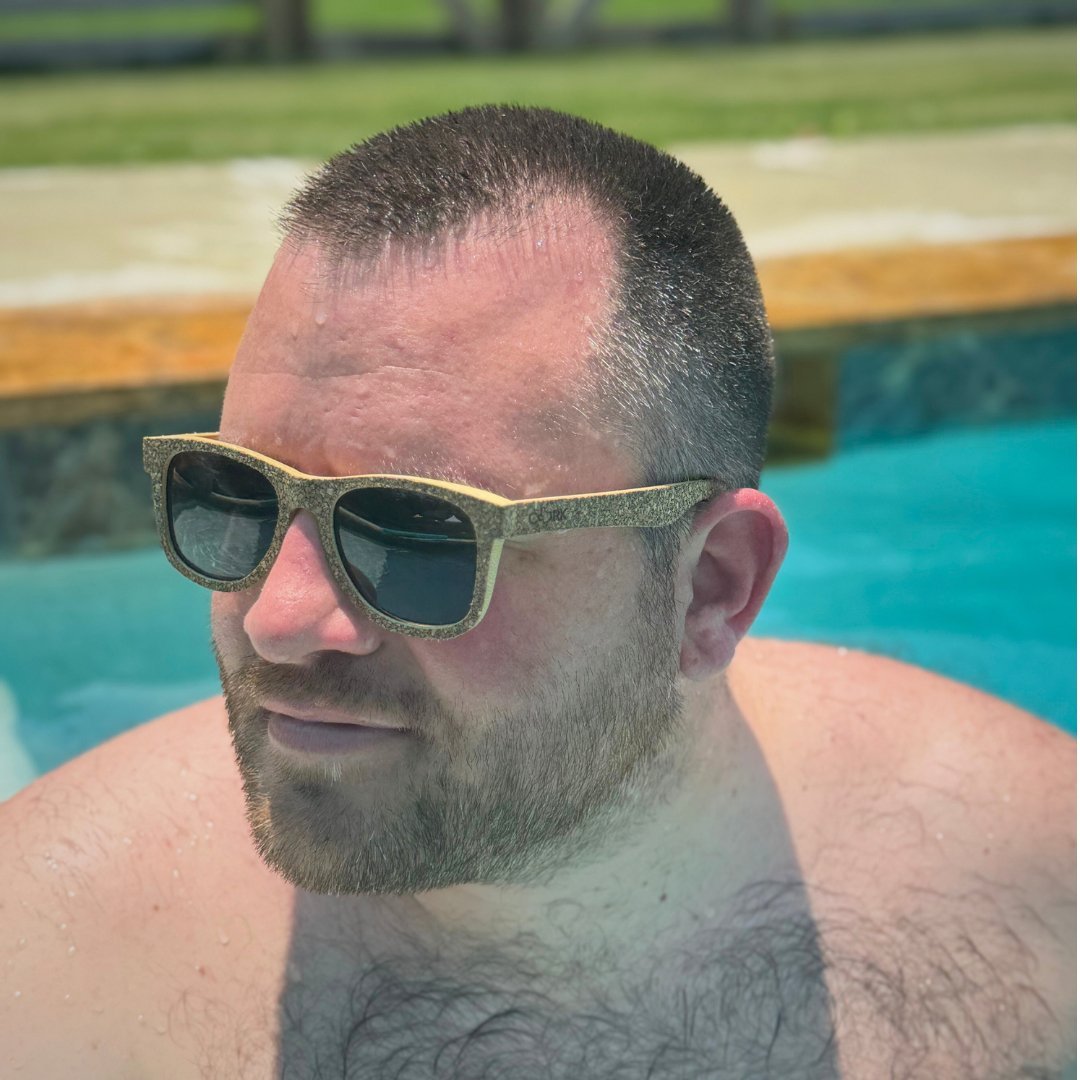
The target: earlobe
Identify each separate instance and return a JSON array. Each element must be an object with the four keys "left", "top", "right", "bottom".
[
  {"left": 677, "top": 490, "right": 788, "bottom": 681},
  {"left": 680, "top": 619, "right": 739, "bottom": 681}
]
